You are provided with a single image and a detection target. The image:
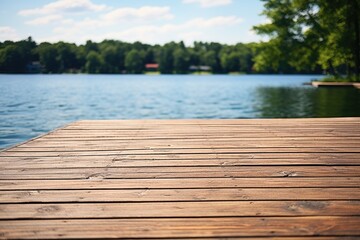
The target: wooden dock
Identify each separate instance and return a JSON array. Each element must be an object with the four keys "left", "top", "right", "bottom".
[
  {"left": 0, "top": 118, "right": 360, "bottom": 239},
  {"left": 311, "top": 81, "right": 360, "bottom": 88}
]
